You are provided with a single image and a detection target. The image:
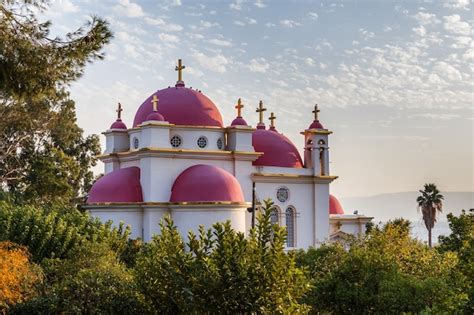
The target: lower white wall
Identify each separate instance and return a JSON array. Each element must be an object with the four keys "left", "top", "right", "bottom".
[{"left": 89, "top": 208, "right": 143, "bottom": 239}]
